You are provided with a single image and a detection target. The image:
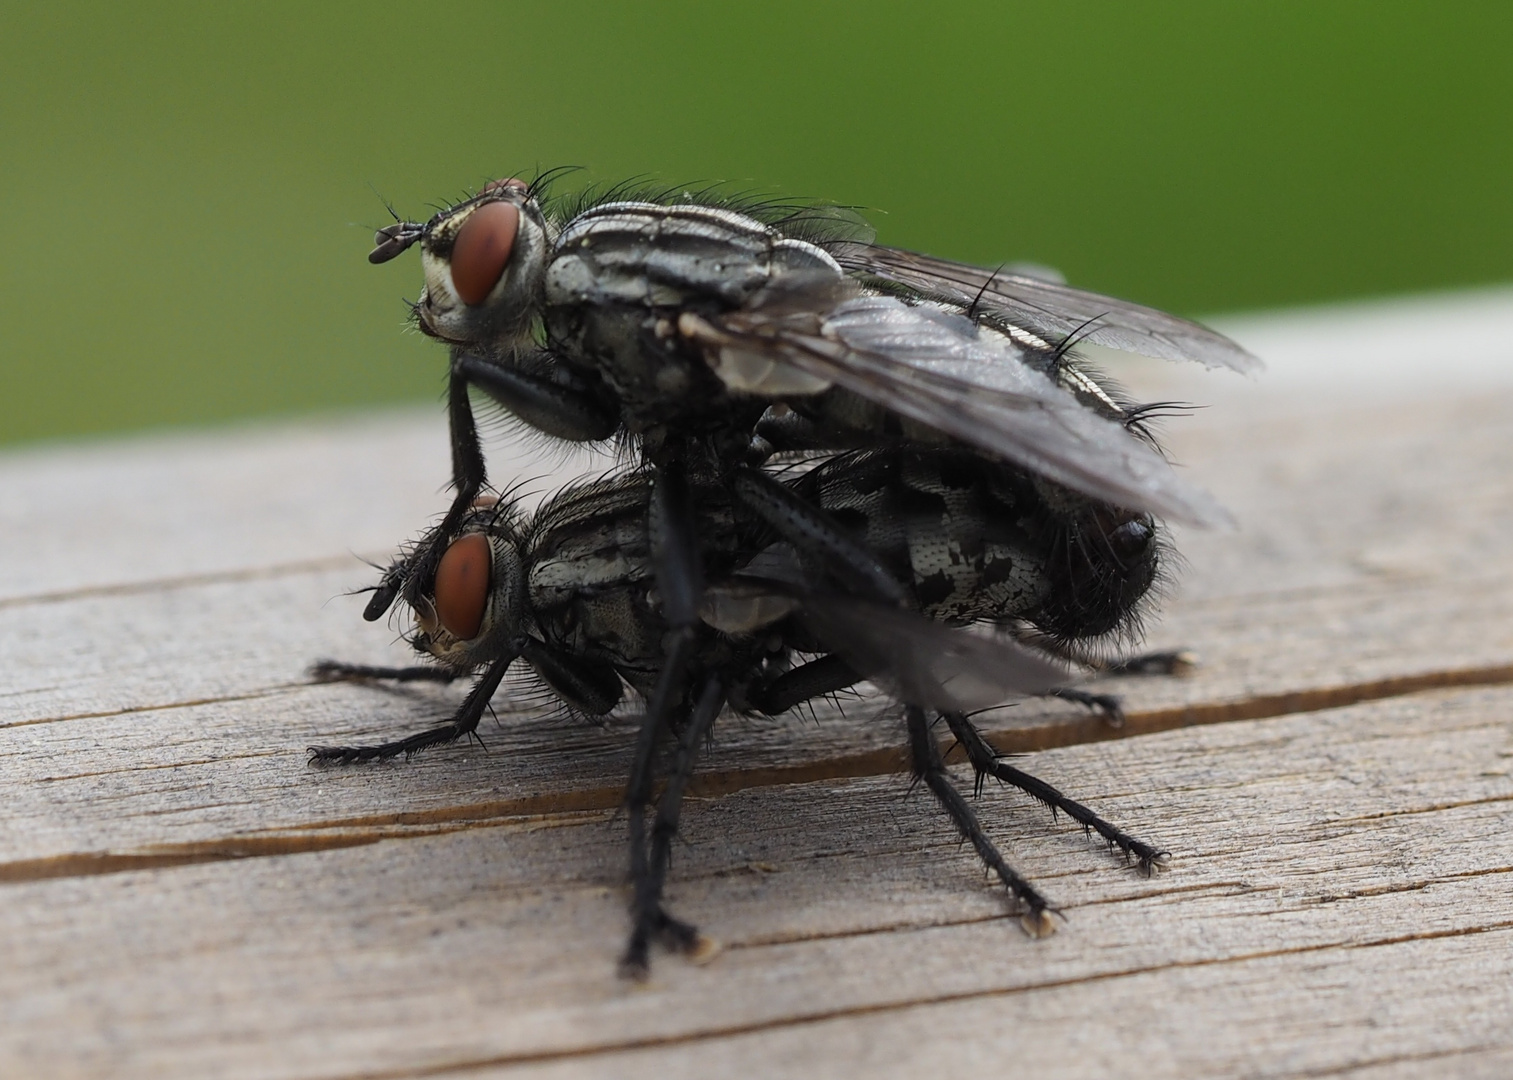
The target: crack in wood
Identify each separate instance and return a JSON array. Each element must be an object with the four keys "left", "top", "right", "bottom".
[
  {"left": 1272, "top": 1042, "right": 1507, "bottom": 1079},
  {"left": 0, "top": 555, "right": 374, "bottom": 610},
  {"left": 717, "top": 872, "right": 1507, "bottom": 953},
  {"left": 33, "top": 751, "right": 283, "bottom": 783},
  {"left": 1330, "top": 793, "right": 1513, "bottom": 823},
  {"left": 6, "top": 668, "right": 1513, "bottom": 883},
  {"left": 0, "top": 811, "right": 620, "bottom": 885},
  {"left": 0, "top": 685, "right": 304, "bottom": 729},
  {"left": 306, "top": 921, "right": 1513, "bottom": 1079},
  {"left": 1298, "top": 865, "right": 1513, "bottom": 906},
  {"left": 1021, "top": 662, "right": 1513, "bottom": 752}
]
